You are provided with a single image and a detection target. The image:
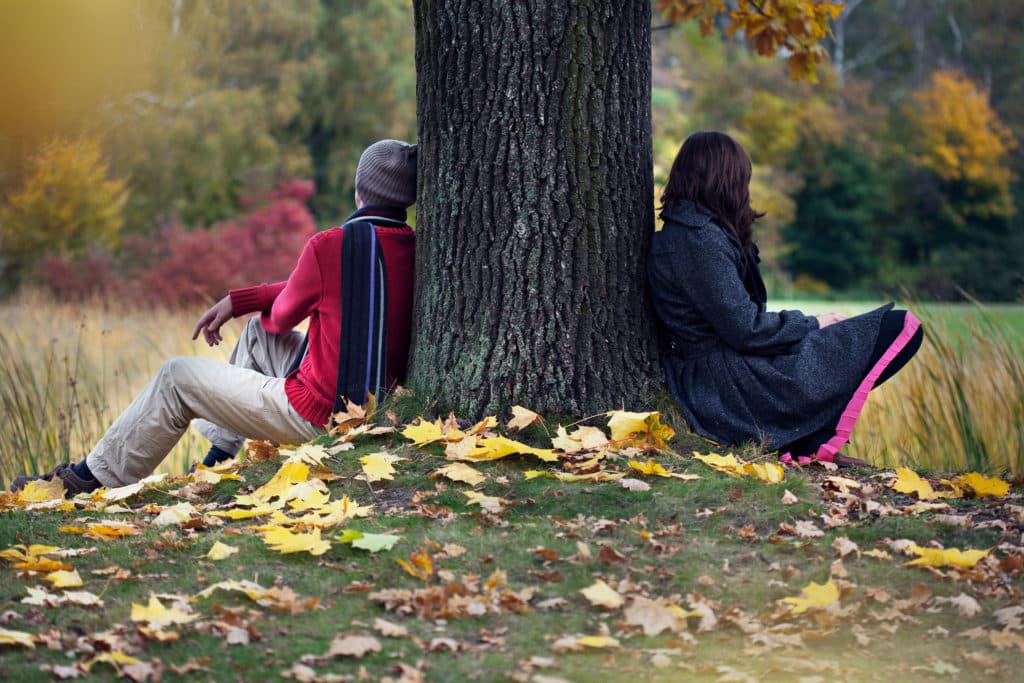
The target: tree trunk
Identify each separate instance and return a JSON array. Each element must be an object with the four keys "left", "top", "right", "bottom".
[{"left": 410, "top": 0, "right": 658, "bottom": 417}]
